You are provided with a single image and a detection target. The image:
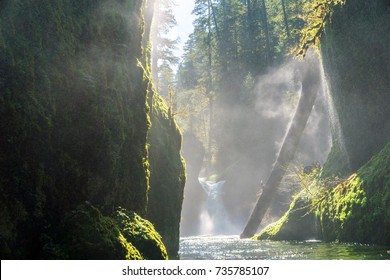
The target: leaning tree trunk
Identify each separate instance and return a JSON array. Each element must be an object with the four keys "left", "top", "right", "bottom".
[{"left": 240, "top": 54, "right": 321, "bottom": 238}]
